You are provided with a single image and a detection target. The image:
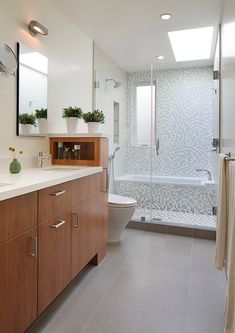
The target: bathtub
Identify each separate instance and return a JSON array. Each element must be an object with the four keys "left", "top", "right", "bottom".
[
  {"left": 116, "top": 174, "right": 214, "bottom": 186},
  {"left": 115, "top": 174, "right": 216, "bottom": 215}
]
